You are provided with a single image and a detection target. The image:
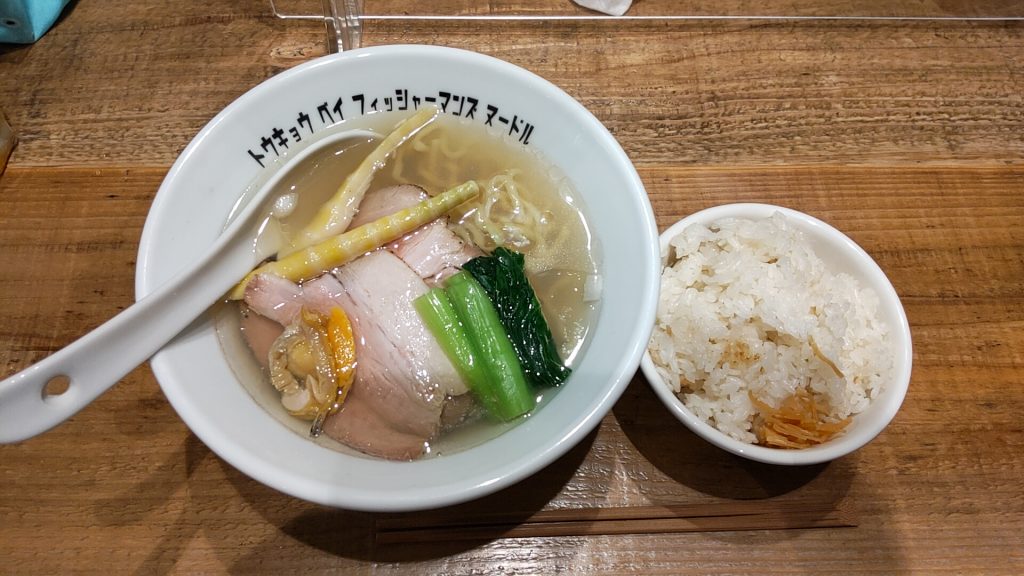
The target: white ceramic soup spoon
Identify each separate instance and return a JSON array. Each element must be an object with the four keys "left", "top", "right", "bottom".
[{"left": 0, "top": 128, "right": 379, "bottom": 443}]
